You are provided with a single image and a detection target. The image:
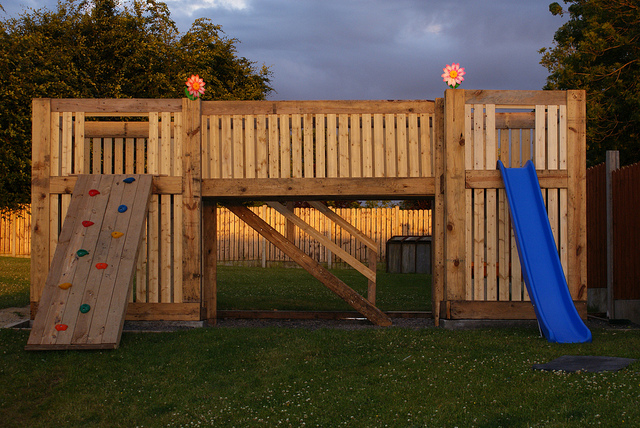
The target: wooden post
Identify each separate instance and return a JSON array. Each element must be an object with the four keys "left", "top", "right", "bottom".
[
  {"left": 203, "top": 198, "right": 217, "bottom": 325},
  {"left": 182, "top": 98, "right": 202, "bottom": 304},
  {"left": 31, "top": 99, "right": 52, "bottom": 317},
  {"left": 566, "top": 90, "right": 587, "bottom": 302},
  {"left": 433, "top": 98, "right": 445, "bottom": 325},
  {"left": 606, "top": 150, "right": 620, "bottom": 319},
  {"left": 443, "top": 90, "right": 467, "bottom": 302}
]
